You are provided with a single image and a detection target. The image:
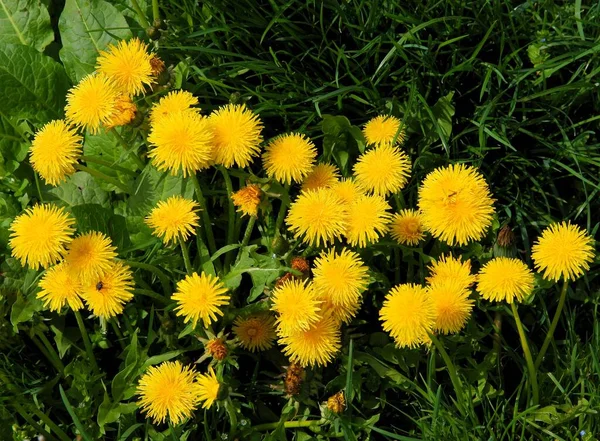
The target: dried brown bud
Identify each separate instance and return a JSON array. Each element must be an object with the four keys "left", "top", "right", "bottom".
[
  {"left": 327, "top": 391, "right": 346, "bottom": 414},
  {"left": 150, "top": 55, "right": 166, "bottom": 77},
  {"left": 290, "top": 256, "right": 310, "bottom": 277},
  {"left": 497, "top": 225, "right": 515, "bottom": 248},
  {"left": 206, "top": 338, "right": 228, "bottom": 361},
  {"left": 284, "top": 362, "right": 304, "bottom": 396},
  {"left": 275, "top": 272, "right": 294, "bottom": 289}
]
